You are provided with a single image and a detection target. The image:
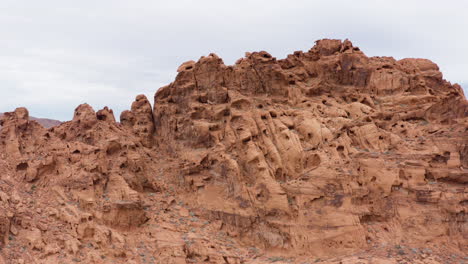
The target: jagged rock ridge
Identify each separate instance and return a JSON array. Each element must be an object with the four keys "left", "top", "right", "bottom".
[{"left": 0, "top": 39, "right": 467, "bottom": 264}]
